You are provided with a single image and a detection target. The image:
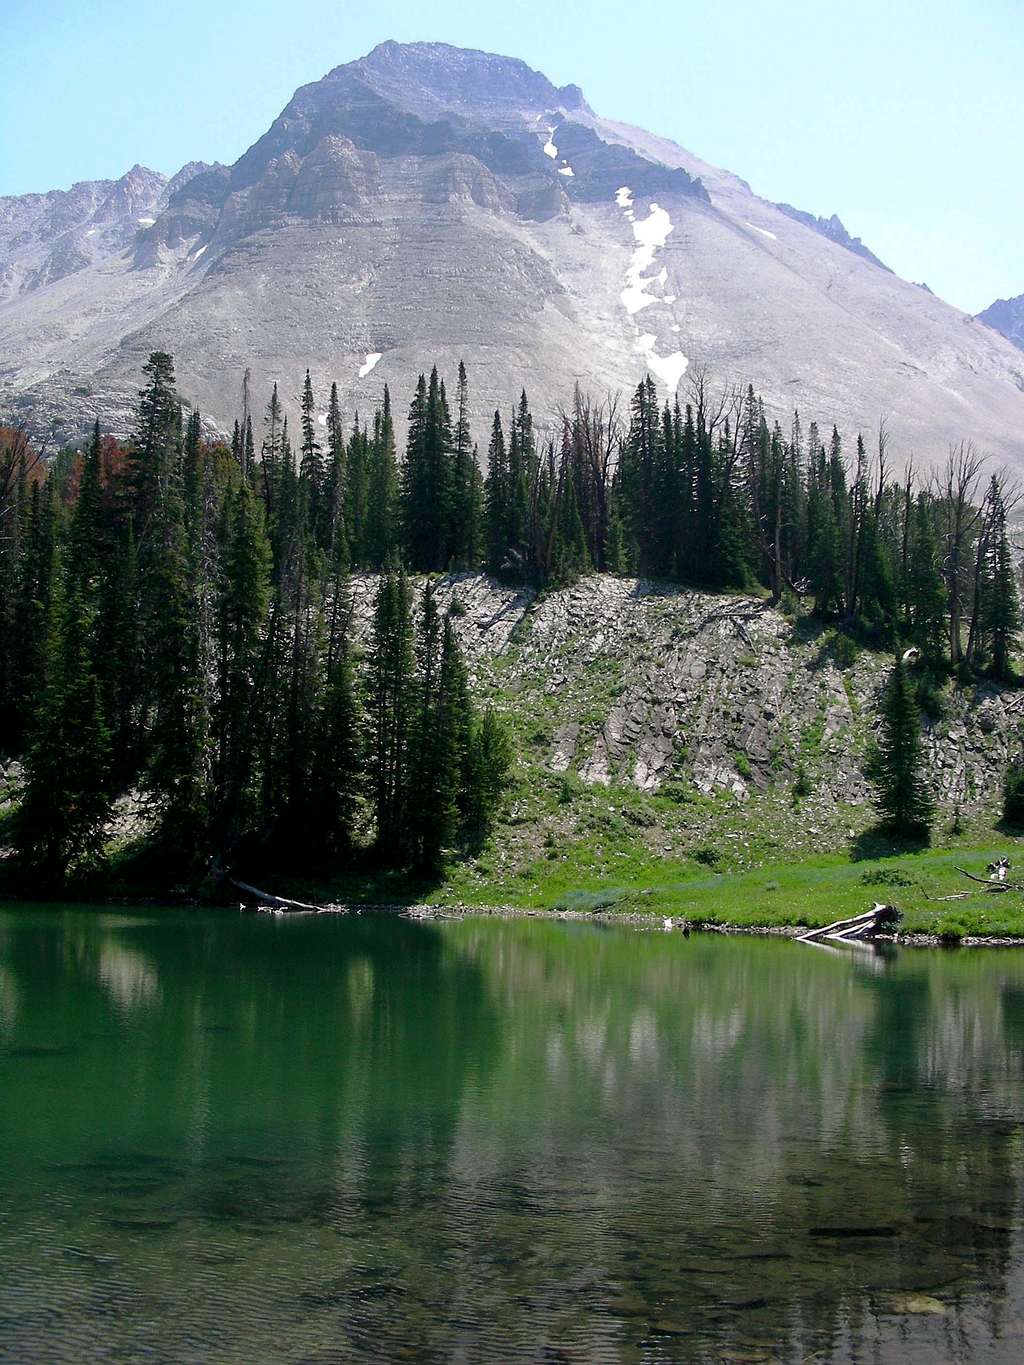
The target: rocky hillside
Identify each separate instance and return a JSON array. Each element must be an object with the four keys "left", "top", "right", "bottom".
[
  {"left": 3, "top": 41, "right": 1024, "bottom": 468},
  {"left": 344, "top": 574, "right": 1022, "bottom": 865}
]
